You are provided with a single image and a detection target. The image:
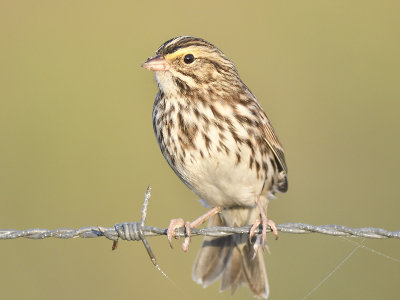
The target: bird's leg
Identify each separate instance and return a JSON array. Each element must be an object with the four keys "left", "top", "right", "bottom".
[
  {"left": 167, "top": 206, "right": 223, "bottom": 252},
  {"left": 249, "top": 196, "right": 278, "bottom": 254}
]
